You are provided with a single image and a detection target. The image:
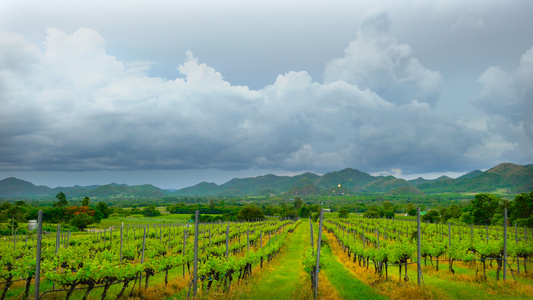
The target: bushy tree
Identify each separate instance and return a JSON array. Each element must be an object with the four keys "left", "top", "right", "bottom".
[
  {"left": 338, "top": 207, "right": 349, "bottom": 218},
  {"left": 293, "top": 198, "right": 304, "bottom": 210},
  {"left": 298, "top": 205, "right": 311, "bottom": 218},
  {"left": 363, "top": 206, "right": 382, "bottom": 218},
  {"left": 237, "top": 205, "right": 265, "bottom": 221},
  {"left": 82, "top": 196, "right": 90, "bottom": 207},
  {"left": 471, "top": 193, "right": 501, "bottom": 225},
  {"left": 54, "top": 191, "right": 68, "bottom": 207},
  {"left": 95, "top": 202, "right": 110, "bottom": 219},
  {"left": 284, "top": 210, "right": 298, "bottom": 220},
  {"left": 142, "top": 205, "right": 161, "bottom": 217},
  {"left": 510, "top": 192, "right": 533, "bottom": 226},
  {"left": 70, "top": 213, "right": 94, "bottom": 230},
  {"left": 460, "top": 211, "right": 473, "bottom": 224},
  {"left": 384, "top": 210, "right": 395, "bottom": 219},
  {"left": 208, "top": 199, "right": 216, "bottom": 213},
  {"left": 421, "top": 210, "right": 440, "bottom": 223}
]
